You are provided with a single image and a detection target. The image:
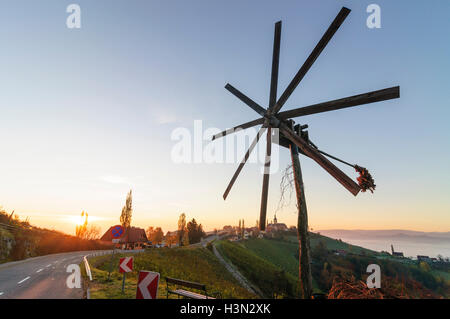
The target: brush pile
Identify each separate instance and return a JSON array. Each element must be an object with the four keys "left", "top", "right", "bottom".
[
  {"left": 355, "top": 165, "right": 376, "bottom": 193},
  {"left": 327, "top": 277, "right": 384, "bottom": 299},
  {"left": 326, "top": 275, "right": 445, "bottom": 299}
]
